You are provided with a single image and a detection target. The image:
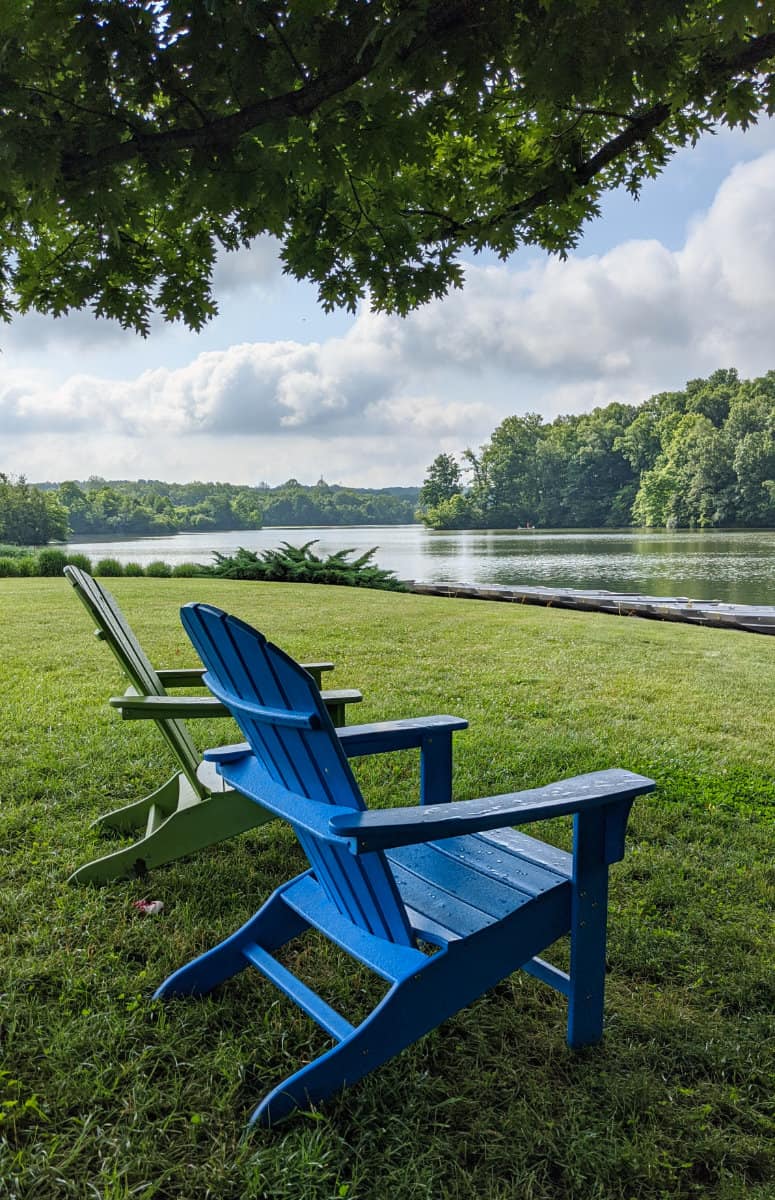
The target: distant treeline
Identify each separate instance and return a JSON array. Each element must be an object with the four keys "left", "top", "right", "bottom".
[
  {"left": 21, "top": 478, "right": 420, "bottom": 541},
  {"left": 418, "top": 369, "right": 775, "bottom": 529}
]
